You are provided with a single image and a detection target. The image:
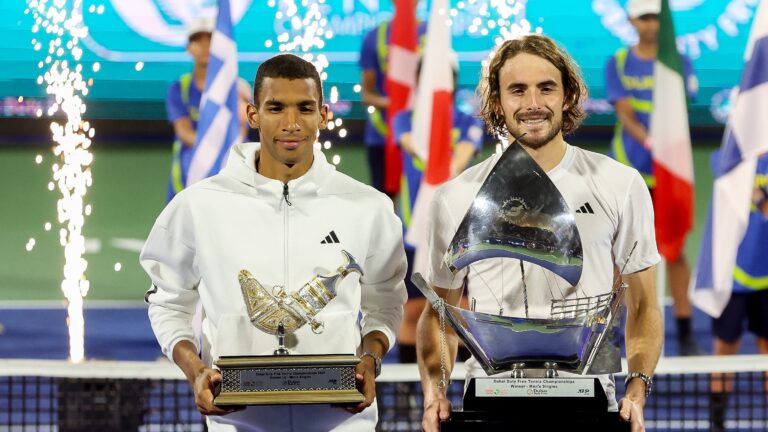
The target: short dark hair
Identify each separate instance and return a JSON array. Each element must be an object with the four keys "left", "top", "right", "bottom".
[
  {"left": 188, "top": 31, "right": 211, "bottom": 44},
  {"left": 478, "top": 34, "right": 587, "bottom": 137},
  {"left": 253, "top": 54, "right": 324, "bottom": 107}
]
